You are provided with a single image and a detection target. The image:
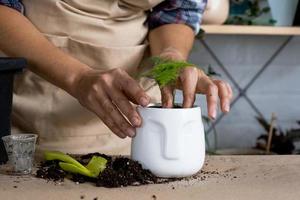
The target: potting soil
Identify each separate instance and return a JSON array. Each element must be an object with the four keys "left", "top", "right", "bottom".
[{"left": 36, "top": 153, "right": 178, "bottom": 188}]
